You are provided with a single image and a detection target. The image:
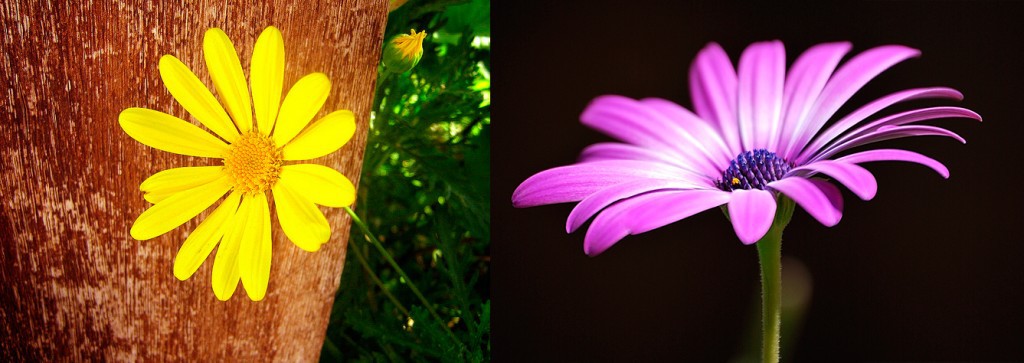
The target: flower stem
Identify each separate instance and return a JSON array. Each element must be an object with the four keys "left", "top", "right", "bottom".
[
  {"left": 347, "top": 233, "right": 412, "bottom": 317},
  {"left": 375, "top": 70, "right": 392, "bottom": 101},
  {"left": 755, "top": 196, "right": 794, "bottom": 363},
  {"left": 343, "top": 207, "right": 465, "bottom": 351}
]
